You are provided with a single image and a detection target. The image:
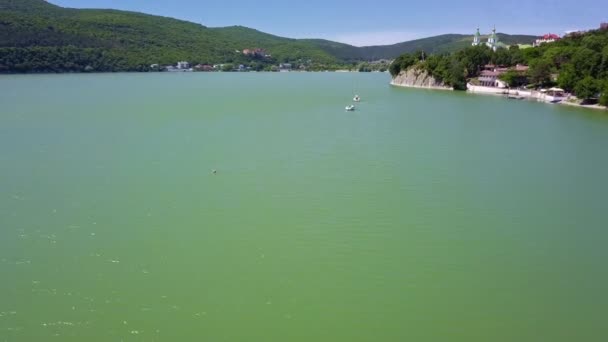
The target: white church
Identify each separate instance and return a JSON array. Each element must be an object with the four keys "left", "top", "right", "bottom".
[{"left": 472, "top": 27, "right": 499, "bottom": 52}]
